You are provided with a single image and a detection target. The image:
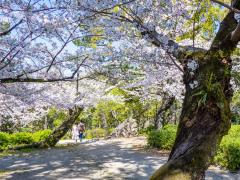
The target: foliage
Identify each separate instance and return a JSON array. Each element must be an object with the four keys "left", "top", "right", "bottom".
[
  {"left": 10, "top": 132, "right": 34, "bottom": 145},
  {"left": 214, "top": 125, "right": 240, "bottom": 171},
  {"left": 138, "top": 125, "right": 156, "bottom": 135},
  {"left": 49, "top": 108, "right": 67, "bottom": 128},
  {"left": 0, "top": 130, "right": 52, "bottom": 150},
  {"left": 176, "top": 0, "right": 226, "bottom": 42},
  {"left": 73, "top": 26, "right": 104, "bottom": 48},
  {"left": 232, "top": 91, "right": 240, "bottom": 124},
  {"left": 147, "top": 124, "right": 177, "bottom": 150},
  {"left": 82, "top": 87, "right": 165, "bottom": 130},
  {"left": 85, "top": 128, "right": 114, "bottom": 139},
  {"left": 33, "top": 130, "right": 52, "bottom": 142},
  {"left": 0, "top": 132, "right": 10, "bottom": 149},
  {"left": 92, "top": 100, "right": 129, "bottom": 128}
]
